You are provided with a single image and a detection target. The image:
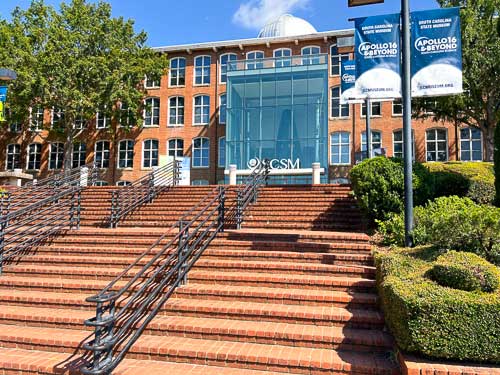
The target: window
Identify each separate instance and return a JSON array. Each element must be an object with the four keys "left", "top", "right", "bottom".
[
  {"left": 96, "top": 106, "right": 111, "bottom": 129},
  {"left": 94, "top": 181, "right": 109, "bottom": 186},
  {"left": 361, "top": 101, "right": 382, "bottom": 117},
  {"left": 10, "top": 123, "right": 21, "bottom": 133},
  {"left": 460, "top": 127, "right": 483, "bottom": 161},
  {"left": 72, "top": 142, "right": 87, "bottom": 168},
  {"left": 168, "top": 138, "right": 184, "bottom": 158},
  {"left": 74, "top": 112, "right": 86, "bottom": 130},
  {"left": 168, "top": 96, "right": 184, "bottom": 126},
  {"left": 6, "top": 144, "right": 21, "bottom": 170},
  {"left": 301, "top": 46, "right": 321, "bottom": 65},
  {"left": 361, "top": 131, "right": 382, "bottom": 159},
  {"left": 246, "top": 51, "right": 264, "bottom": 69},
  {"left": 118, "top": 140, "right": 134, "bottom": 169},
  {"left": 330, "top": 132, "right": 350, "bottom": 165},
  {"left": 143, "top": 139, "right": 159, "bottom": 168},
  {"left": 330, "top": 44, "right": 350, "bottom": 76},
  {"left": 145, "top": 73, "right": 161, "bottom": 88},
  {"left": 169, "top": 57, "right": 186, "bottom": 86},
  {"left": 426, "top": 129, "right": 448, "bottom": 162},
  {"left": 192, "top": 179, "right": 209, "bottom": 186},
  {"left": 117, "top": 181, "right": 132, "bottom": 187},
  {"left": 119, "top": 103, "right": 136, "bottom": 127},
  {"left": 220, "top": 53, "right": 237, "bottom": 83},
  {"left": 274, "top": 48, "right": 292, "bottom": 67},
  {"left": 393, "top": 130, "right": 415, "bottom": 160},
  {"left": 94, "top": 140, "right": 110, "bottom": 168},
  {"left": 51, "top": 108, "right": 65, "bottom": 129},
  {"left": 218, "top": 137, "right": 226, "bottom": 167},
  {"left": 330, "top": 87, "right": 349, "bottom": 118},
  {"left": 219, "top": 94, "right": 227, "bottom": 124},
  {"left": 27, "top": 143, "right": 42, "bottom": 170},
  {"left": 49, "top": 142, "right": 64, "bottom": 170},
  {"left": 192, "top": 137, "right": 209, "bottom": 168},
  {"left": 144, "top": 97, "right": 160, "bottom": 126},
  {"left": 30, "top": 106, "right": 44, "bottom": 131},
  {"left": 194, "top": 55, "right": 211, "bottom": 85},
  {"left": 392, "top": 99, "right": 403, "bottom": 116},
  {"left": 193, "top": 95, "right": 210, "bottom": 125}
]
